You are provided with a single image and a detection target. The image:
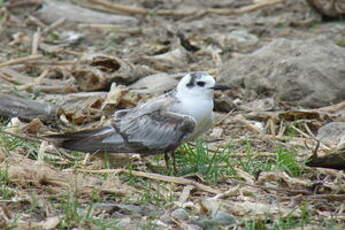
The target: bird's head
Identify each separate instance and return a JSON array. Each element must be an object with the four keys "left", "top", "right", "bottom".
[{"left": 176, "top": 72, "right": 229, "bottom": 99}]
